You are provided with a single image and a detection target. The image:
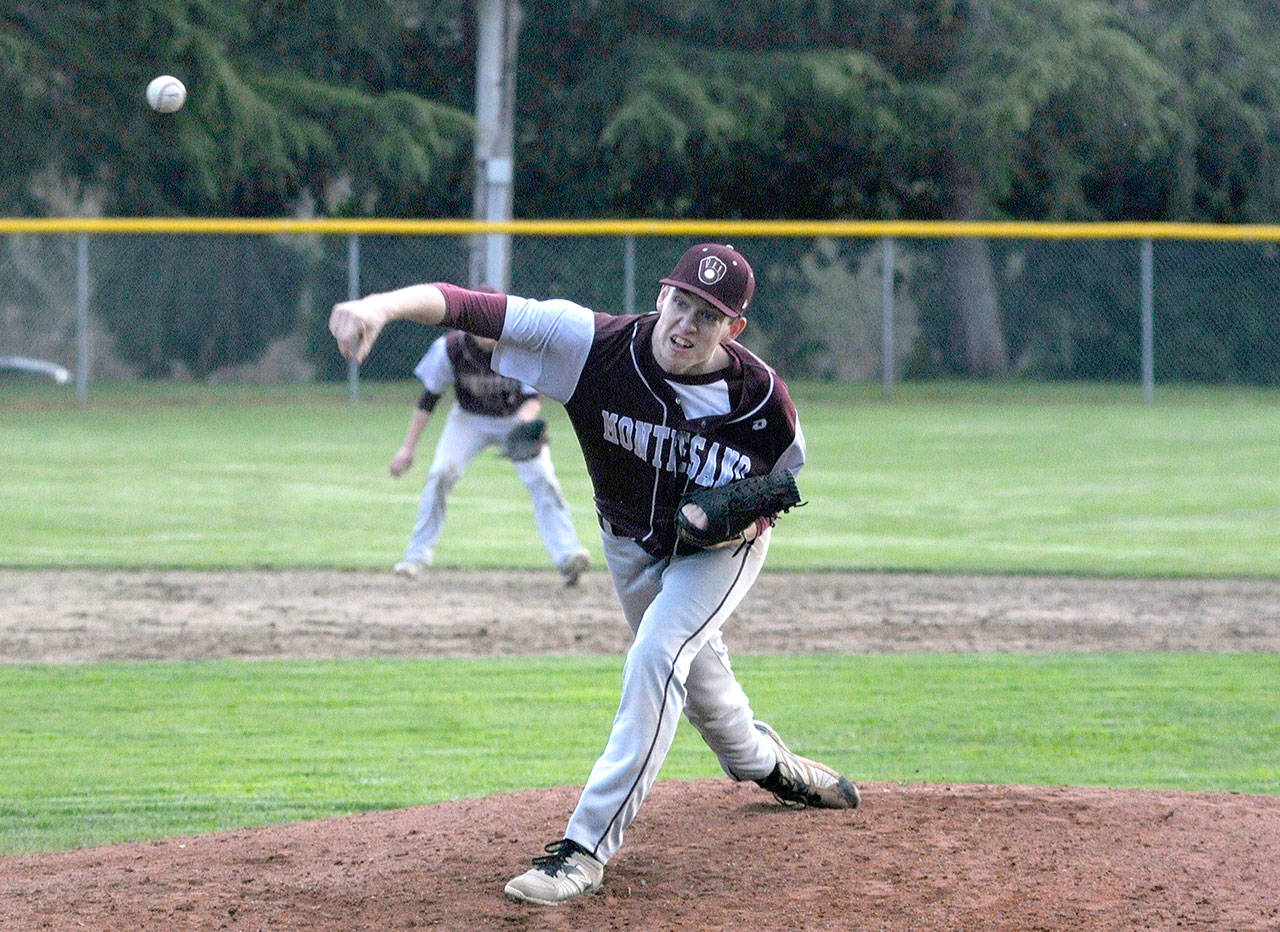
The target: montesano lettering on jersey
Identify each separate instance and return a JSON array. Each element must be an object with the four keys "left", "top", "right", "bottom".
[{"left": 600, "top": 409, "right": 752, "bottom": 487}]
